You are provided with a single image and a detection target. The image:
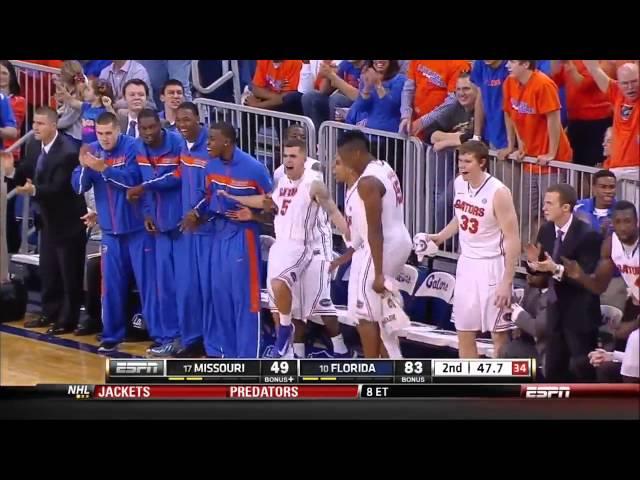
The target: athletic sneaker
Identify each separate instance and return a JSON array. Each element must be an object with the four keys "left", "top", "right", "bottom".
[
  {"left": 331, "top": 349, "right": 358, "bottom": 359},
  {"left": 146, "top": 342, "right": 162, "bottom": 354},
  {"left": 98, "top": 342, "right": 118, "bottom": 353},
  {"left": 273, "top": 324, "right": 294, "bottom": 358},
  {"left": 149, "top": 341, "right": 179, "bottom": 357}
]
